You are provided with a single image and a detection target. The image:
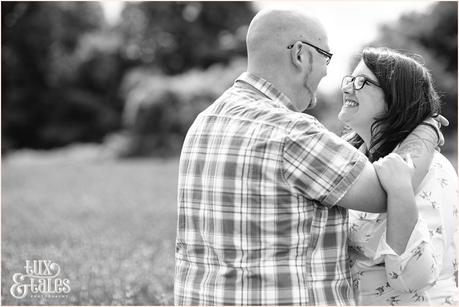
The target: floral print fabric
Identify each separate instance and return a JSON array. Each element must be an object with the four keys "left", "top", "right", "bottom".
[{"left": 349, "top": 152, "right": 458, "bottom": 305}]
